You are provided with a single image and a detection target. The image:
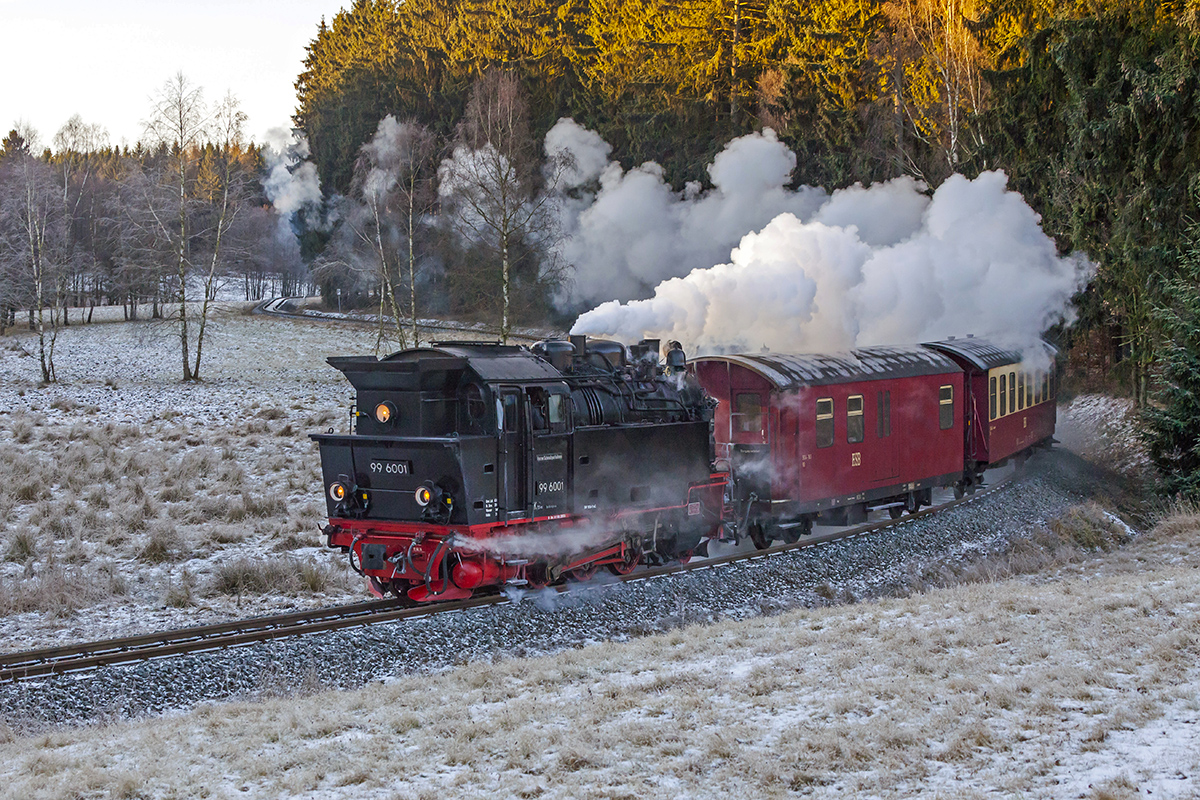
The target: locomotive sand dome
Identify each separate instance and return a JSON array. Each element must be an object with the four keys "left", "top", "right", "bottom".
[{"left": 312, "top": 338, "right": 725, "bottom": 602}]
